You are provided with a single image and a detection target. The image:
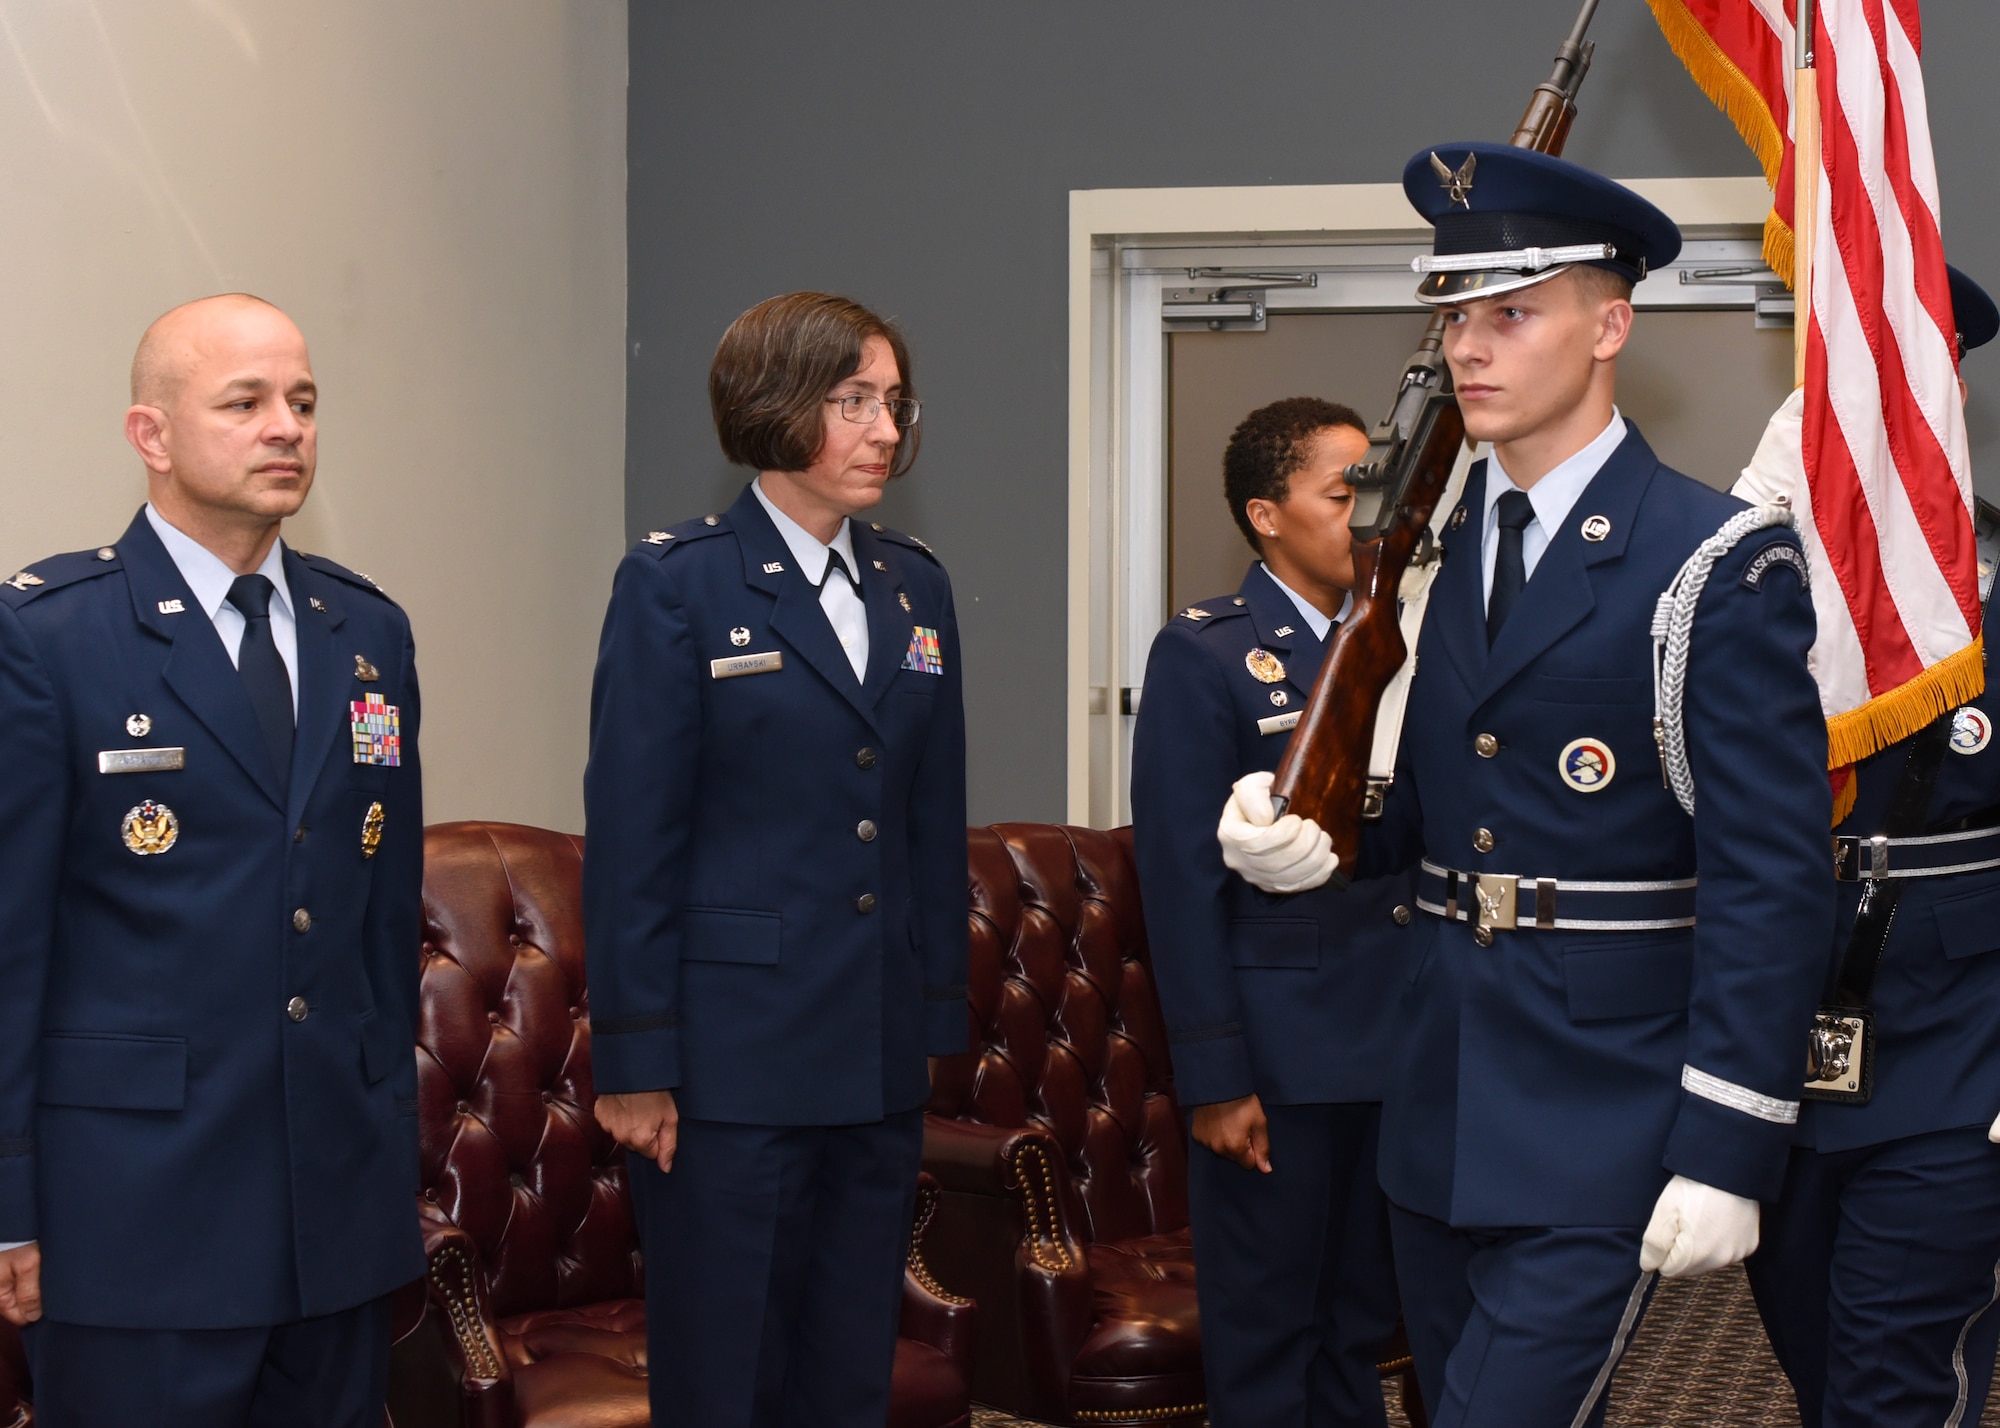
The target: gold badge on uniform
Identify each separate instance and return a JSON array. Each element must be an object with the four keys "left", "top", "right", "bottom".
[
  {"left": 354, "top": 655, "right": 380, "bottom": 682},
  {"left": 1245, "top": 649, "right": 1286, "bottom": 684},
  {"left": 898, "top": 592, "right": 912, "bottom": 613},
  {"left": 121, "top": 800, "right": 179, "bottom": 855},
  {"left": 361, "top": 801, "right": 385, "bottom": 859}
]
